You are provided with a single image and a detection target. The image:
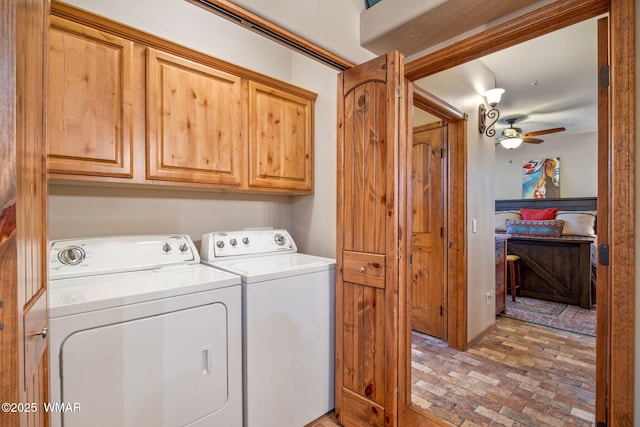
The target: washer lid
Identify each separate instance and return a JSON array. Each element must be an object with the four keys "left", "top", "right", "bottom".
[
  {"left": 203, "top": 253, "right": 335, "bottom": 283},
  {"left": 49, "top": 265, "right": 240, "bottom": 318}
]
